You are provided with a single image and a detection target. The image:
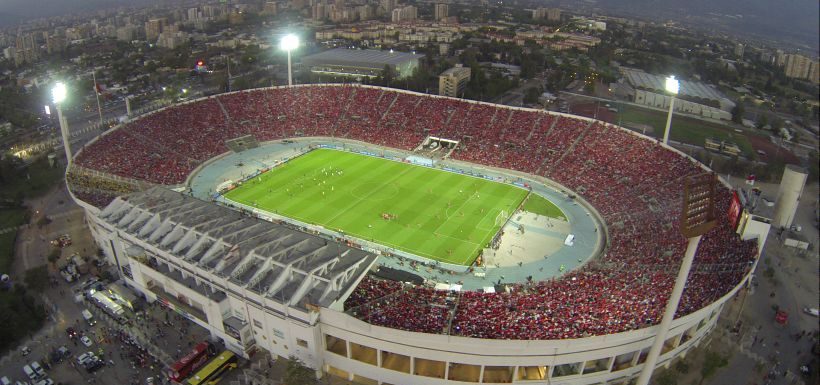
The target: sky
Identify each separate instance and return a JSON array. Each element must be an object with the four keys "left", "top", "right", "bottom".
[
  {"left": 1, "top": 0, "right": 818, "bottom": 50},
  {"left": 554, "top": 0, "right": 819, "bottom": 51},
  {"left": 0, "top": 0, "right": 158, "bottom": 27}
]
